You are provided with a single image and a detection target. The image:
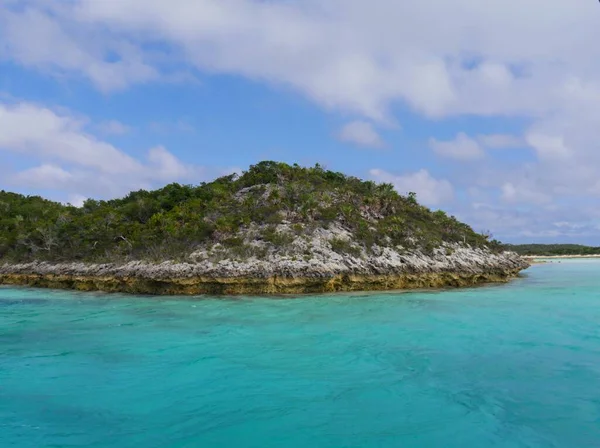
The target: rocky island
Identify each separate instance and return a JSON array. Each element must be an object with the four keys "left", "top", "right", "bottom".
[{"left": 0, "top": 161, "right": 528, "bottom": 295}]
